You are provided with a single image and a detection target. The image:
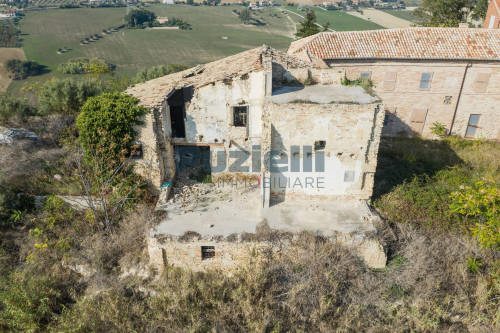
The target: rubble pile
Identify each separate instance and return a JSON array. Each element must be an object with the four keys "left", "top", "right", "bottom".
[{"left": 168, "top": 166, "right": 217, "bottom": 206}]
